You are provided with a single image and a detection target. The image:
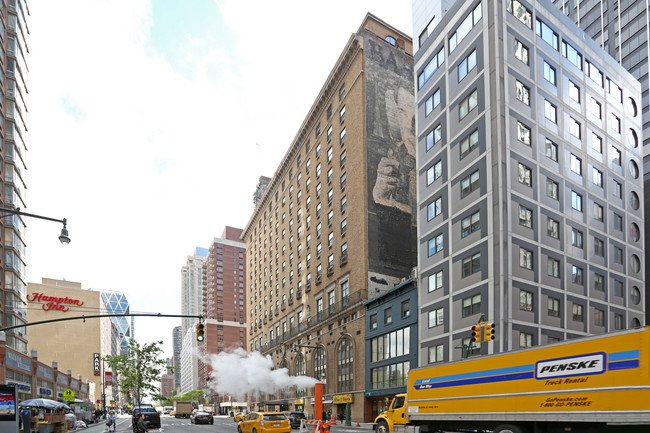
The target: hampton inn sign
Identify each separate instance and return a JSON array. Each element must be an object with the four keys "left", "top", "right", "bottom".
[{"left": 27, "top": 292, "right": 85, "bottom": 312}]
